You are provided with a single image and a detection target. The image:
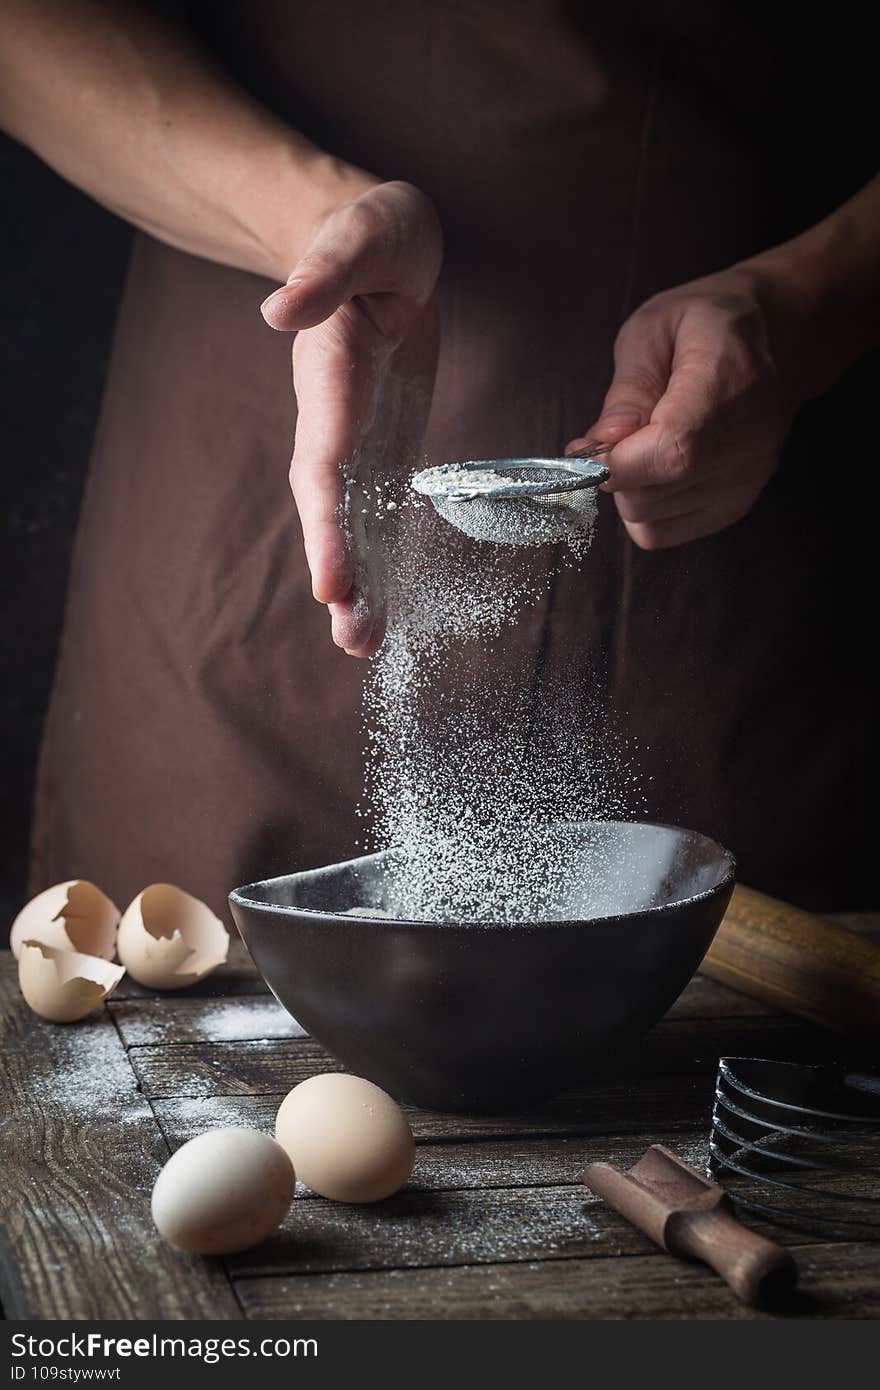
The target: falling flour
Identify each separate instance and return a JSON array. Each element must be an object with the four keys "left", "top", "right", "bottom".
[{"left": 357, "top": 483, "right": 641, "bottom": 923}]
